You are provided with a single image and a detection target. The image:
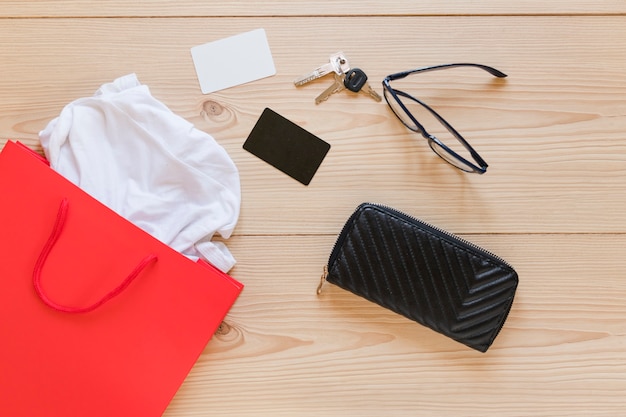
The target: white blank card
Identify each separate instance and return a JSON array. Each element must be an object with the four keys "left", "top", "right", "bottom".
[{"left": 191, "top": 28, "right": 277, "bottom": 94}]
